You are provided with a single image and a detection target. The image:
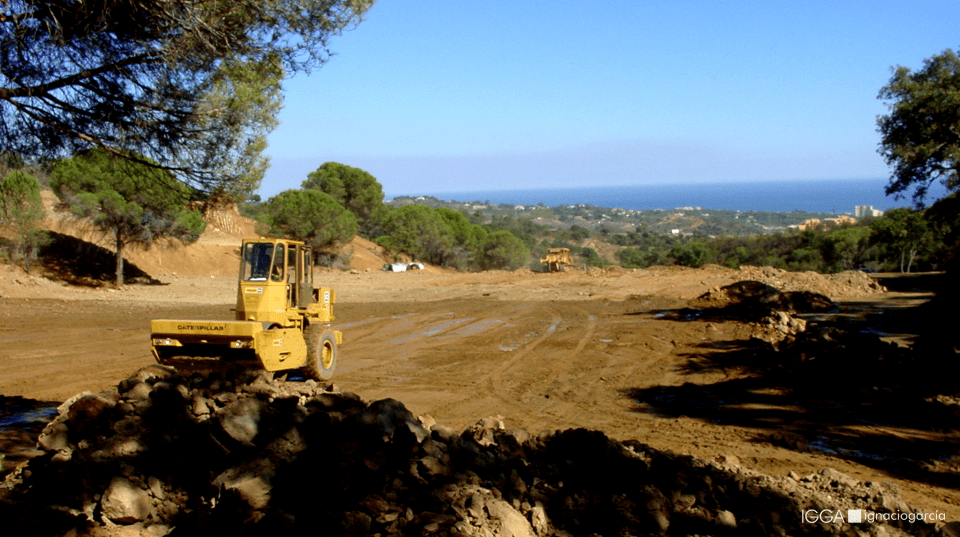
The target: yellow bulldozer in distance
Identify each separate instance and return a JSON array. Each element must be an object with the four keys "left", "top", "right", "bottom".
[
  {"left": 540, "top": 247, "right": 573, "bottom": 272},
  {"left": 150, "top": 238, "right": 342, "bottom": 381}
]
